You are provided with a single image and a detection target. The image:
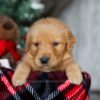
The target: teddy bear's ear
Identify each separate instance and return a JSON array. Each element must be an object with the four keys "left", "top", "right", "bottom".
[{"left": 3, "top": 21, "right": 13, "bottom": 30}]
